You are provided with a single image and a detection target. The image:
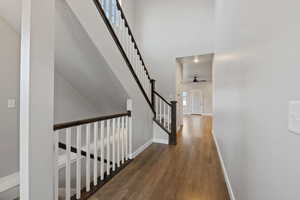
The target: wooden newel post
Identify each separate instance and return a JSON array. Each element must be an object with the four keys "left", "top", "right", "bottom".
[
  {"left": 170, "top": 101, "right": 177, "bottom": 145},
  {"left": 151, "top": 79, "right": 156, "bottom": 113}
]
